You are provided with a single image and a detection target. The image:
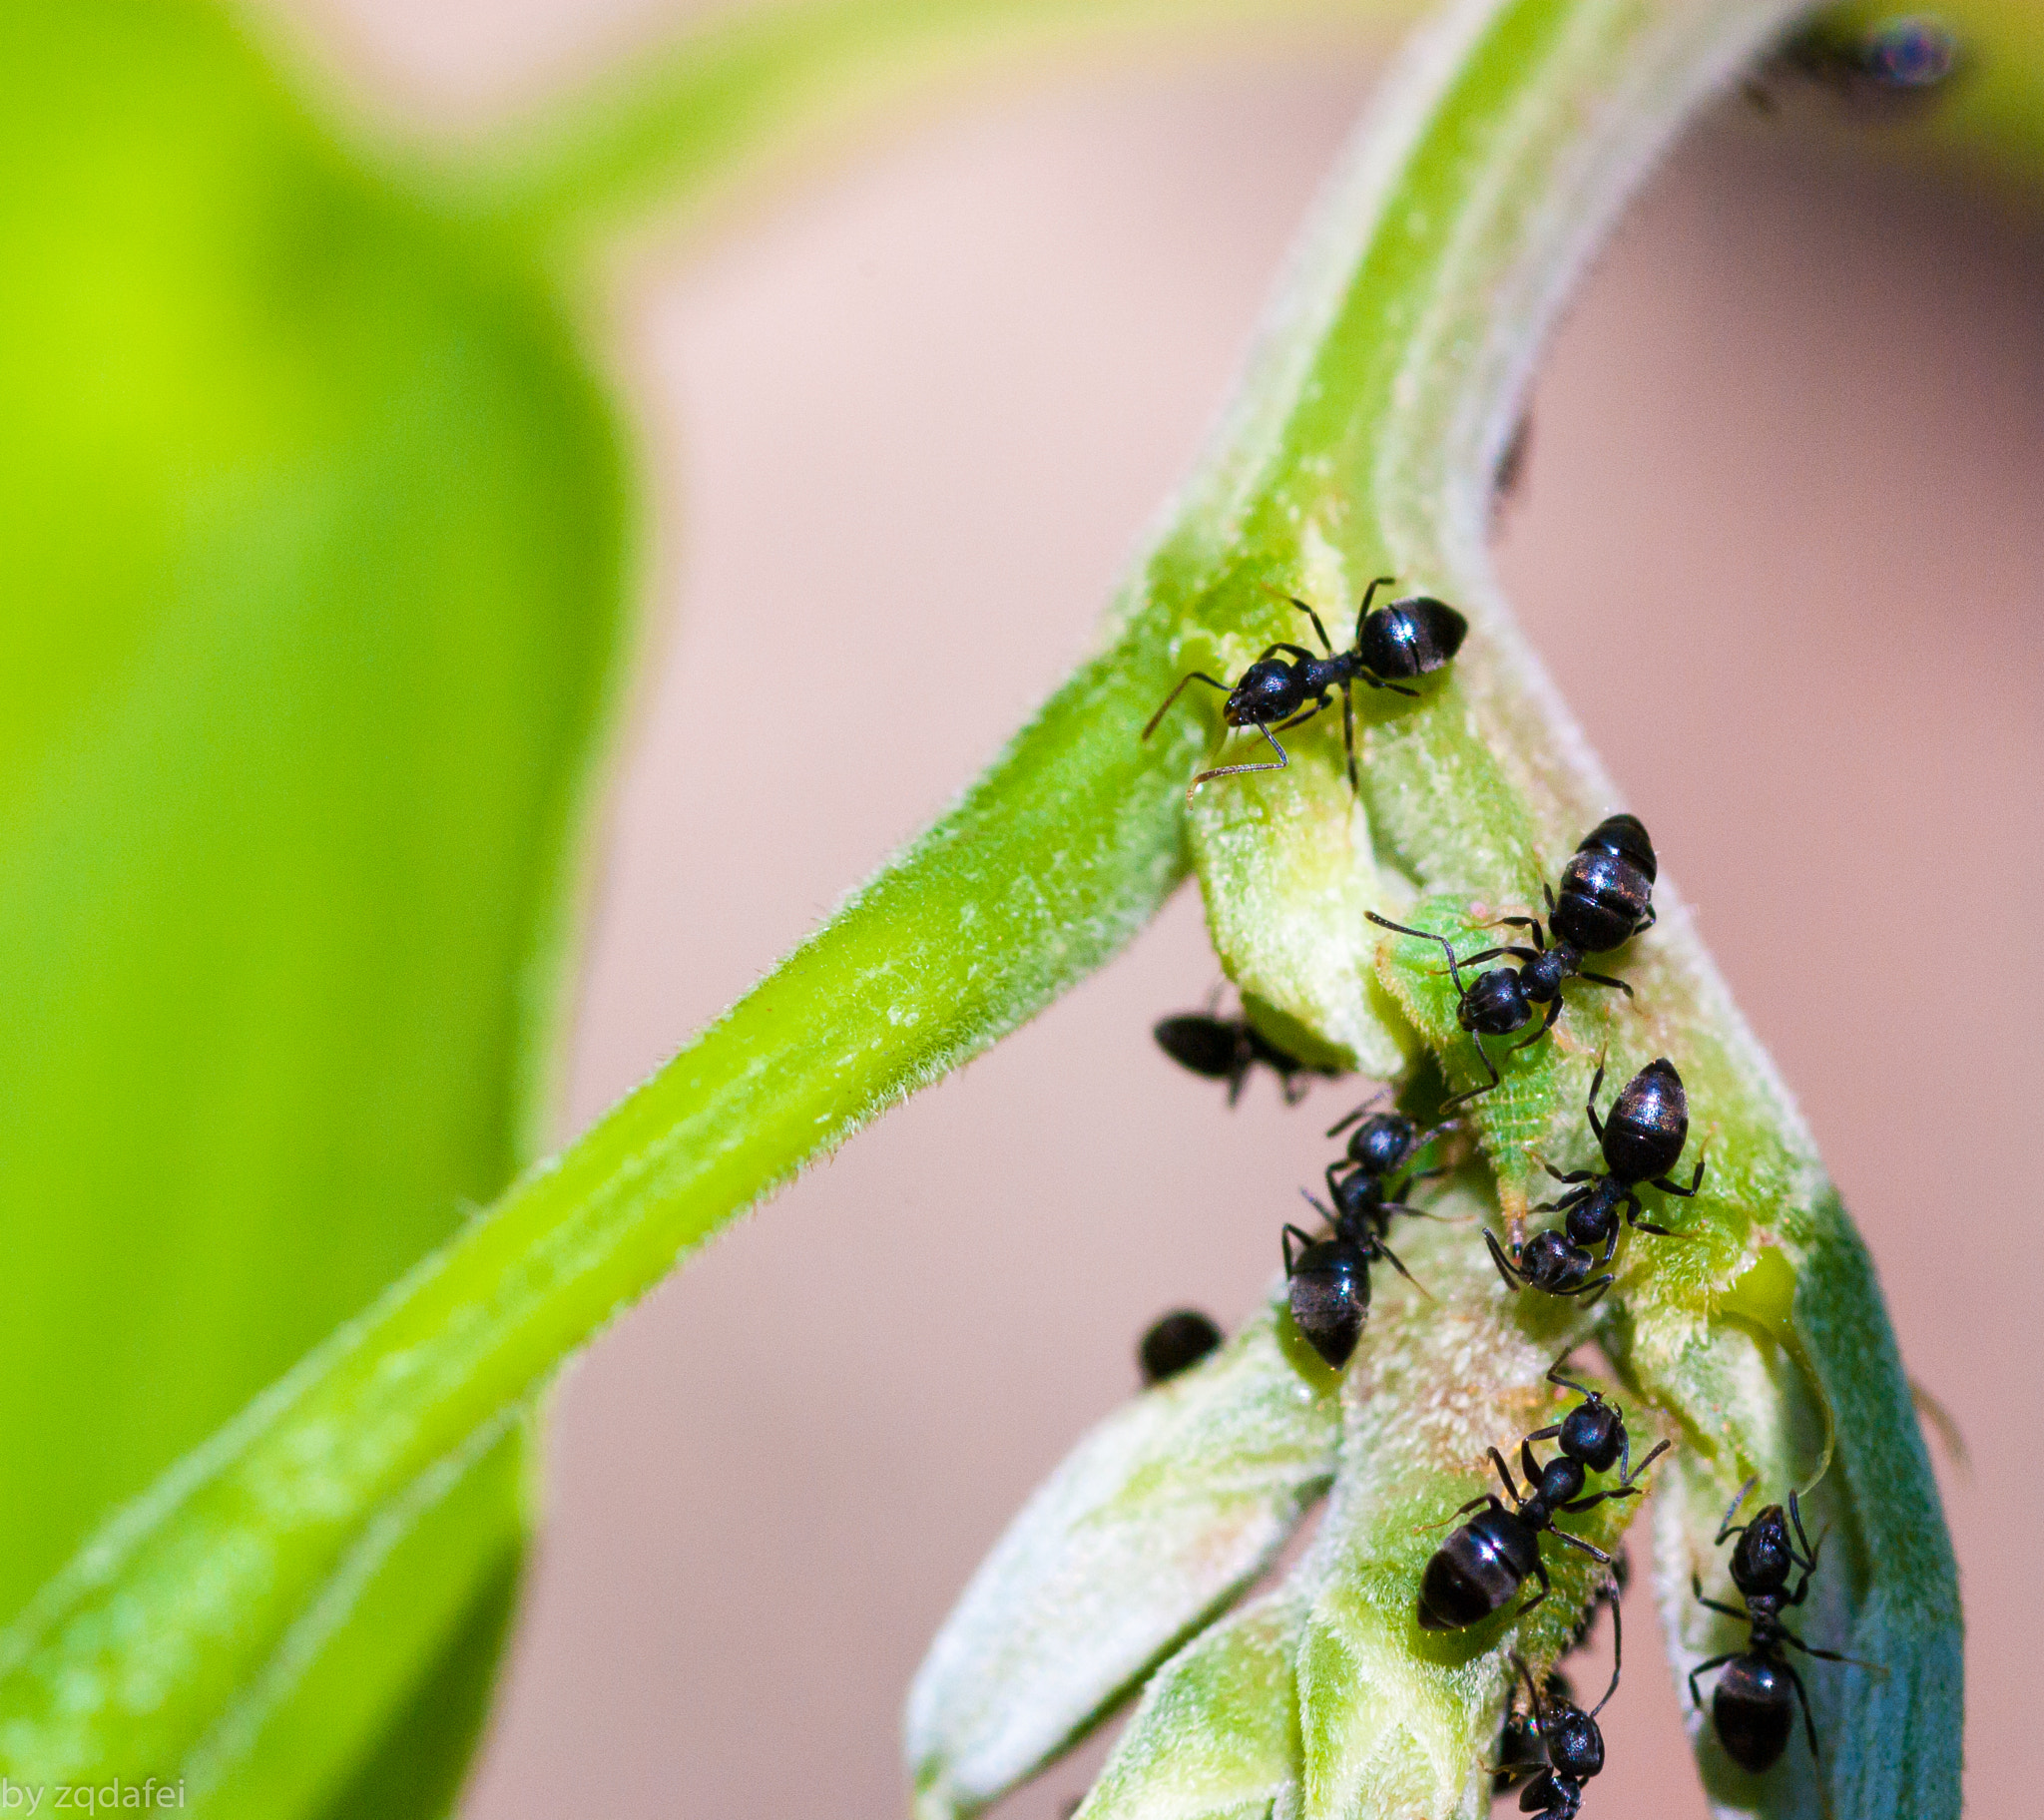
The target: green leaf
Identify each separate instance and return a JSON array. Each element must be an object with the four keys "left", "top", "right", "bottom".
[
  {"left": 909, "top": 1294, "right": 1340, "bottom": 1818},
  {"left": 0, "top": 0, "right": 621, "bottom": 1805}
]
